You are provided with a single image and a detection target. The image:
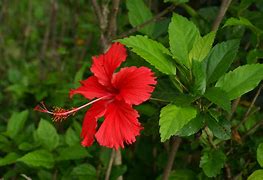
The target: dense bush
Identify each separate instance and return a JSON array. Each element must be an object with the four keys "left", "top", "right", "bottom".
[{"left": 1, "top": 0, "right": 263, "bottom": 179}]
